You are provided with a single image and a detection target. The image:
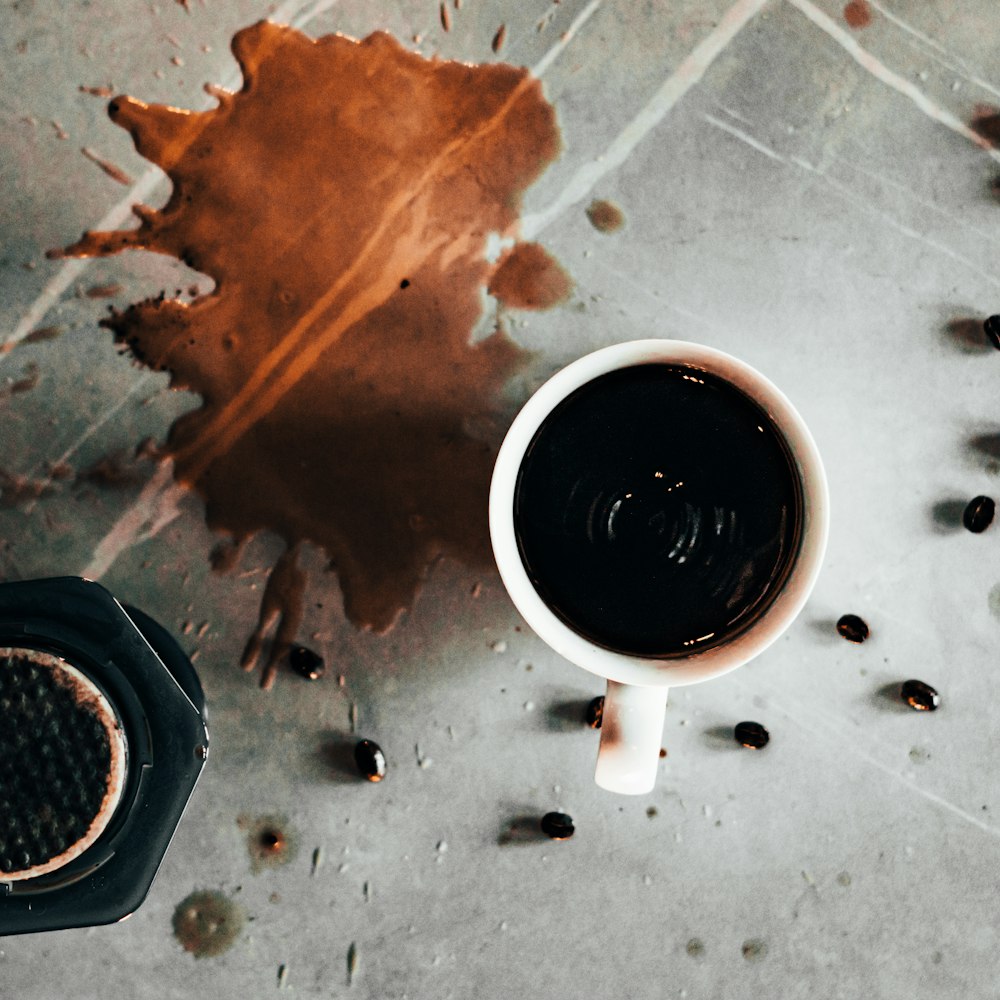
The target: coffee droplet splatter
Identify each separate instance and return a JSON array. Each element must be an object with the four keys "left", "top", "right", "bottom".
[
  {"left": 172, "top": 890, "right": 246, "bottom": 958},
  {"left": 354, "top": 739, "right": 387, "bottom": 781},
  {"left": 734, "top": 720, "right": 769, "bottom": 749},
  {"left": 836, "top": 613, "right": 869, "bottom": 643},
  {"left": 686, "top": 938, "right": 705, "bottom": 959},
  {"left": 289, "top": 644, "right": 325, "bottom": 680},
  {"left": 540, "top": 811, "right": 574, "bottom": 840},
  {"left": 842, "top": 0, "right": 872, "bottom": 29},
  {"left": 585, "top": 199, "right": 625, "bottom": 234},
  {"left": 585, "top": 695, "right": 604, "bottom": 729},
  {"left": 239, "top": 813, "right": 298, "bottom": 872},
  {"left": 963, "top": 495, "right": 995, "bottom": 533},
  {"left": 56, "top": 22, "right": 565, "bottom": 680},
  {"left": 488, "top": 243, "right": 572, "bottom": 309},
  {"left": 901, "top": 679, "right": 940, "bottom": 712},
  {"left": 741, "top": 938, "right": 768, "bottom": 962},
  {"left": 984, "top": 315, "right": 1000, "bottom": 350}
]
